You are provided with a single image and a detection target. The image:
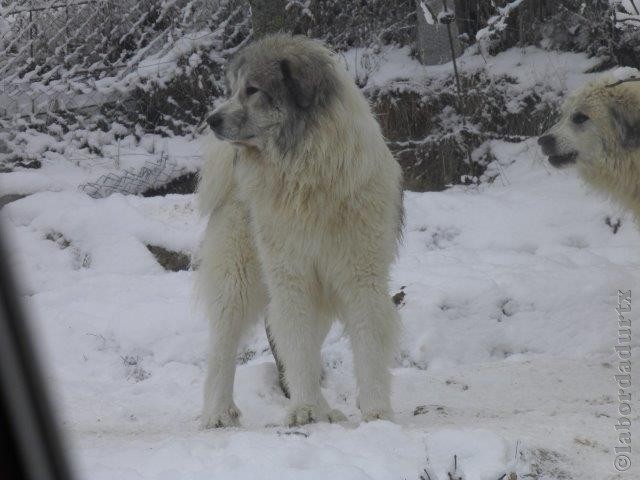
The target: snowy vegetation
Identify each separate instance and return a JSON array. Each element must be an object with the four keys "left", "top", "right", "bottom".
[
  {"left": 1, "top": 1, "right": 639, "bottom": 479},
  {"left": 2, "top": 0, "right": 639, "bottom": 192}
]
